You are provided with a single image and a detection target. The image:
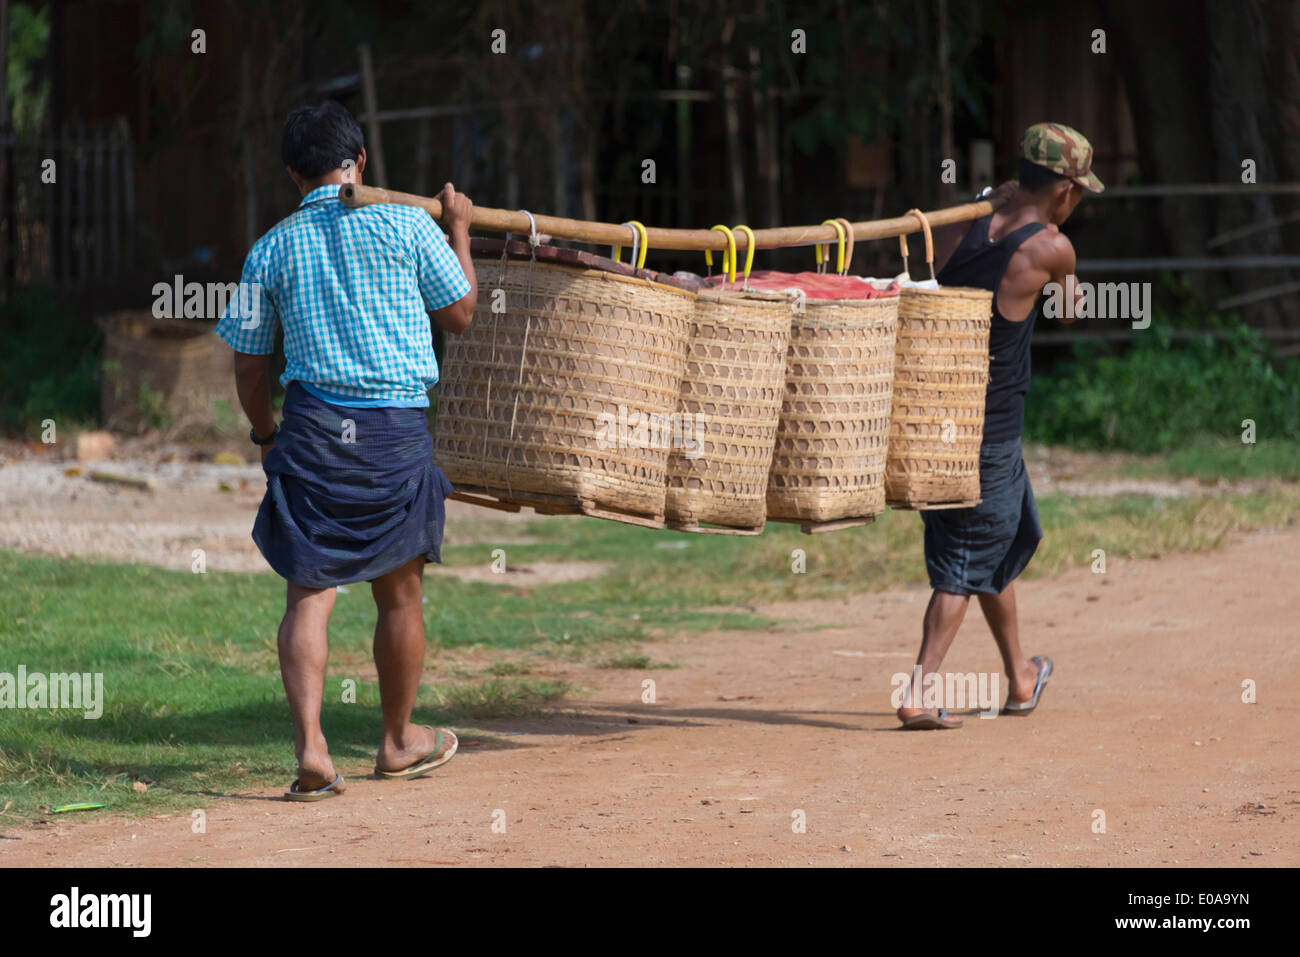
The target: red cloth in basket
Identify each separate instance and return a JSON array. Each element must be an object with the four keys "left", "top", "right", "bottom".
[{"left": 703, "top": 271, "right": 900, "bottom": 300}]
